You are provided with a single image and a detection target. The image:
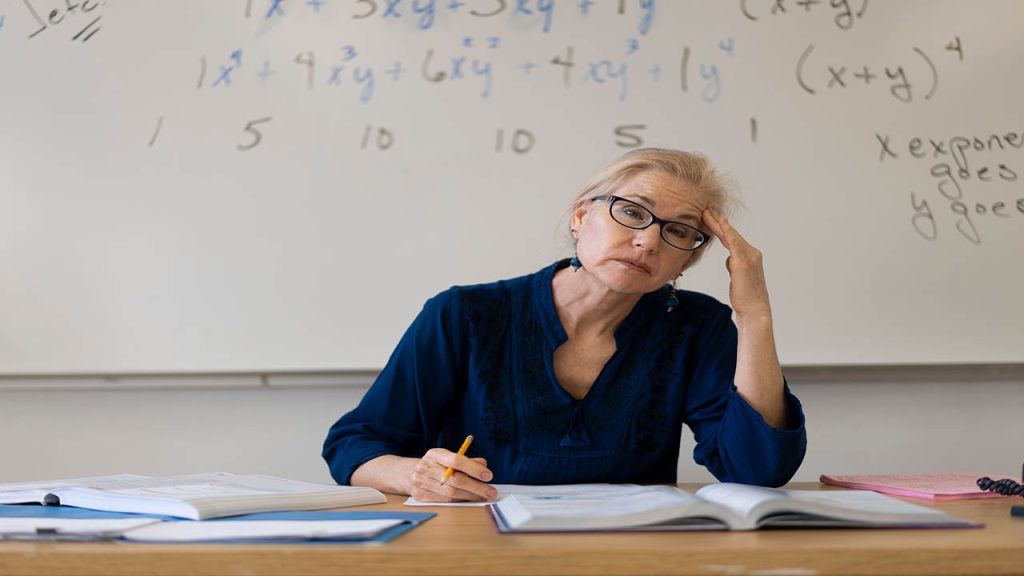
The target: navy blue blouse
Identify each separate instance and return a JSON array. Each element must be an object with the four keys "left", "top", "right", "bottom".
[{"left": 323, "top": 260, "right": 806, "bottom": 487}]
